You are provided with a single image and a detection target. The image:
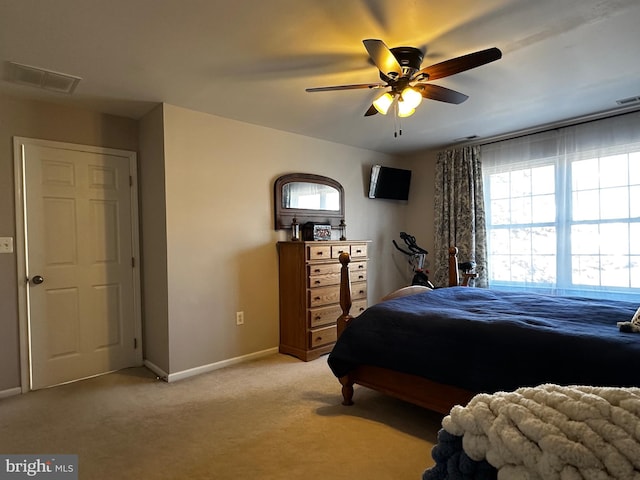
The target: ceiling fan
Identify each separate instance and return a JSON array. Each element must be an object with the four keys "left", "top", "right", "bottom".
[{"left": 306, "top": 39, "right": 502, "bottom": 118}]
